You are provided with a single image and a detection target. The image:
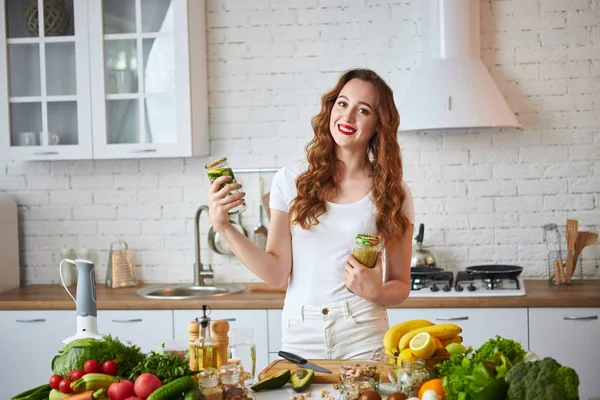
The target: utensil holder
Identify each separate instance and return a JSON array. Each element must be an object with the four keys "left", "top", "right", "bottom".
[{"left": 547, "top": 250, "right": 583, "bottom": 286}]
